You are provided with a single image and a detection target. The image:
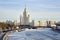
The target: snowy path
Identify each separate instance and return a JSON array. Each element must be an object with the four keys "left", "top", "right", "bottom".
[{"left": 7, "top": 28, "right": 60, "bottom": 40}]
